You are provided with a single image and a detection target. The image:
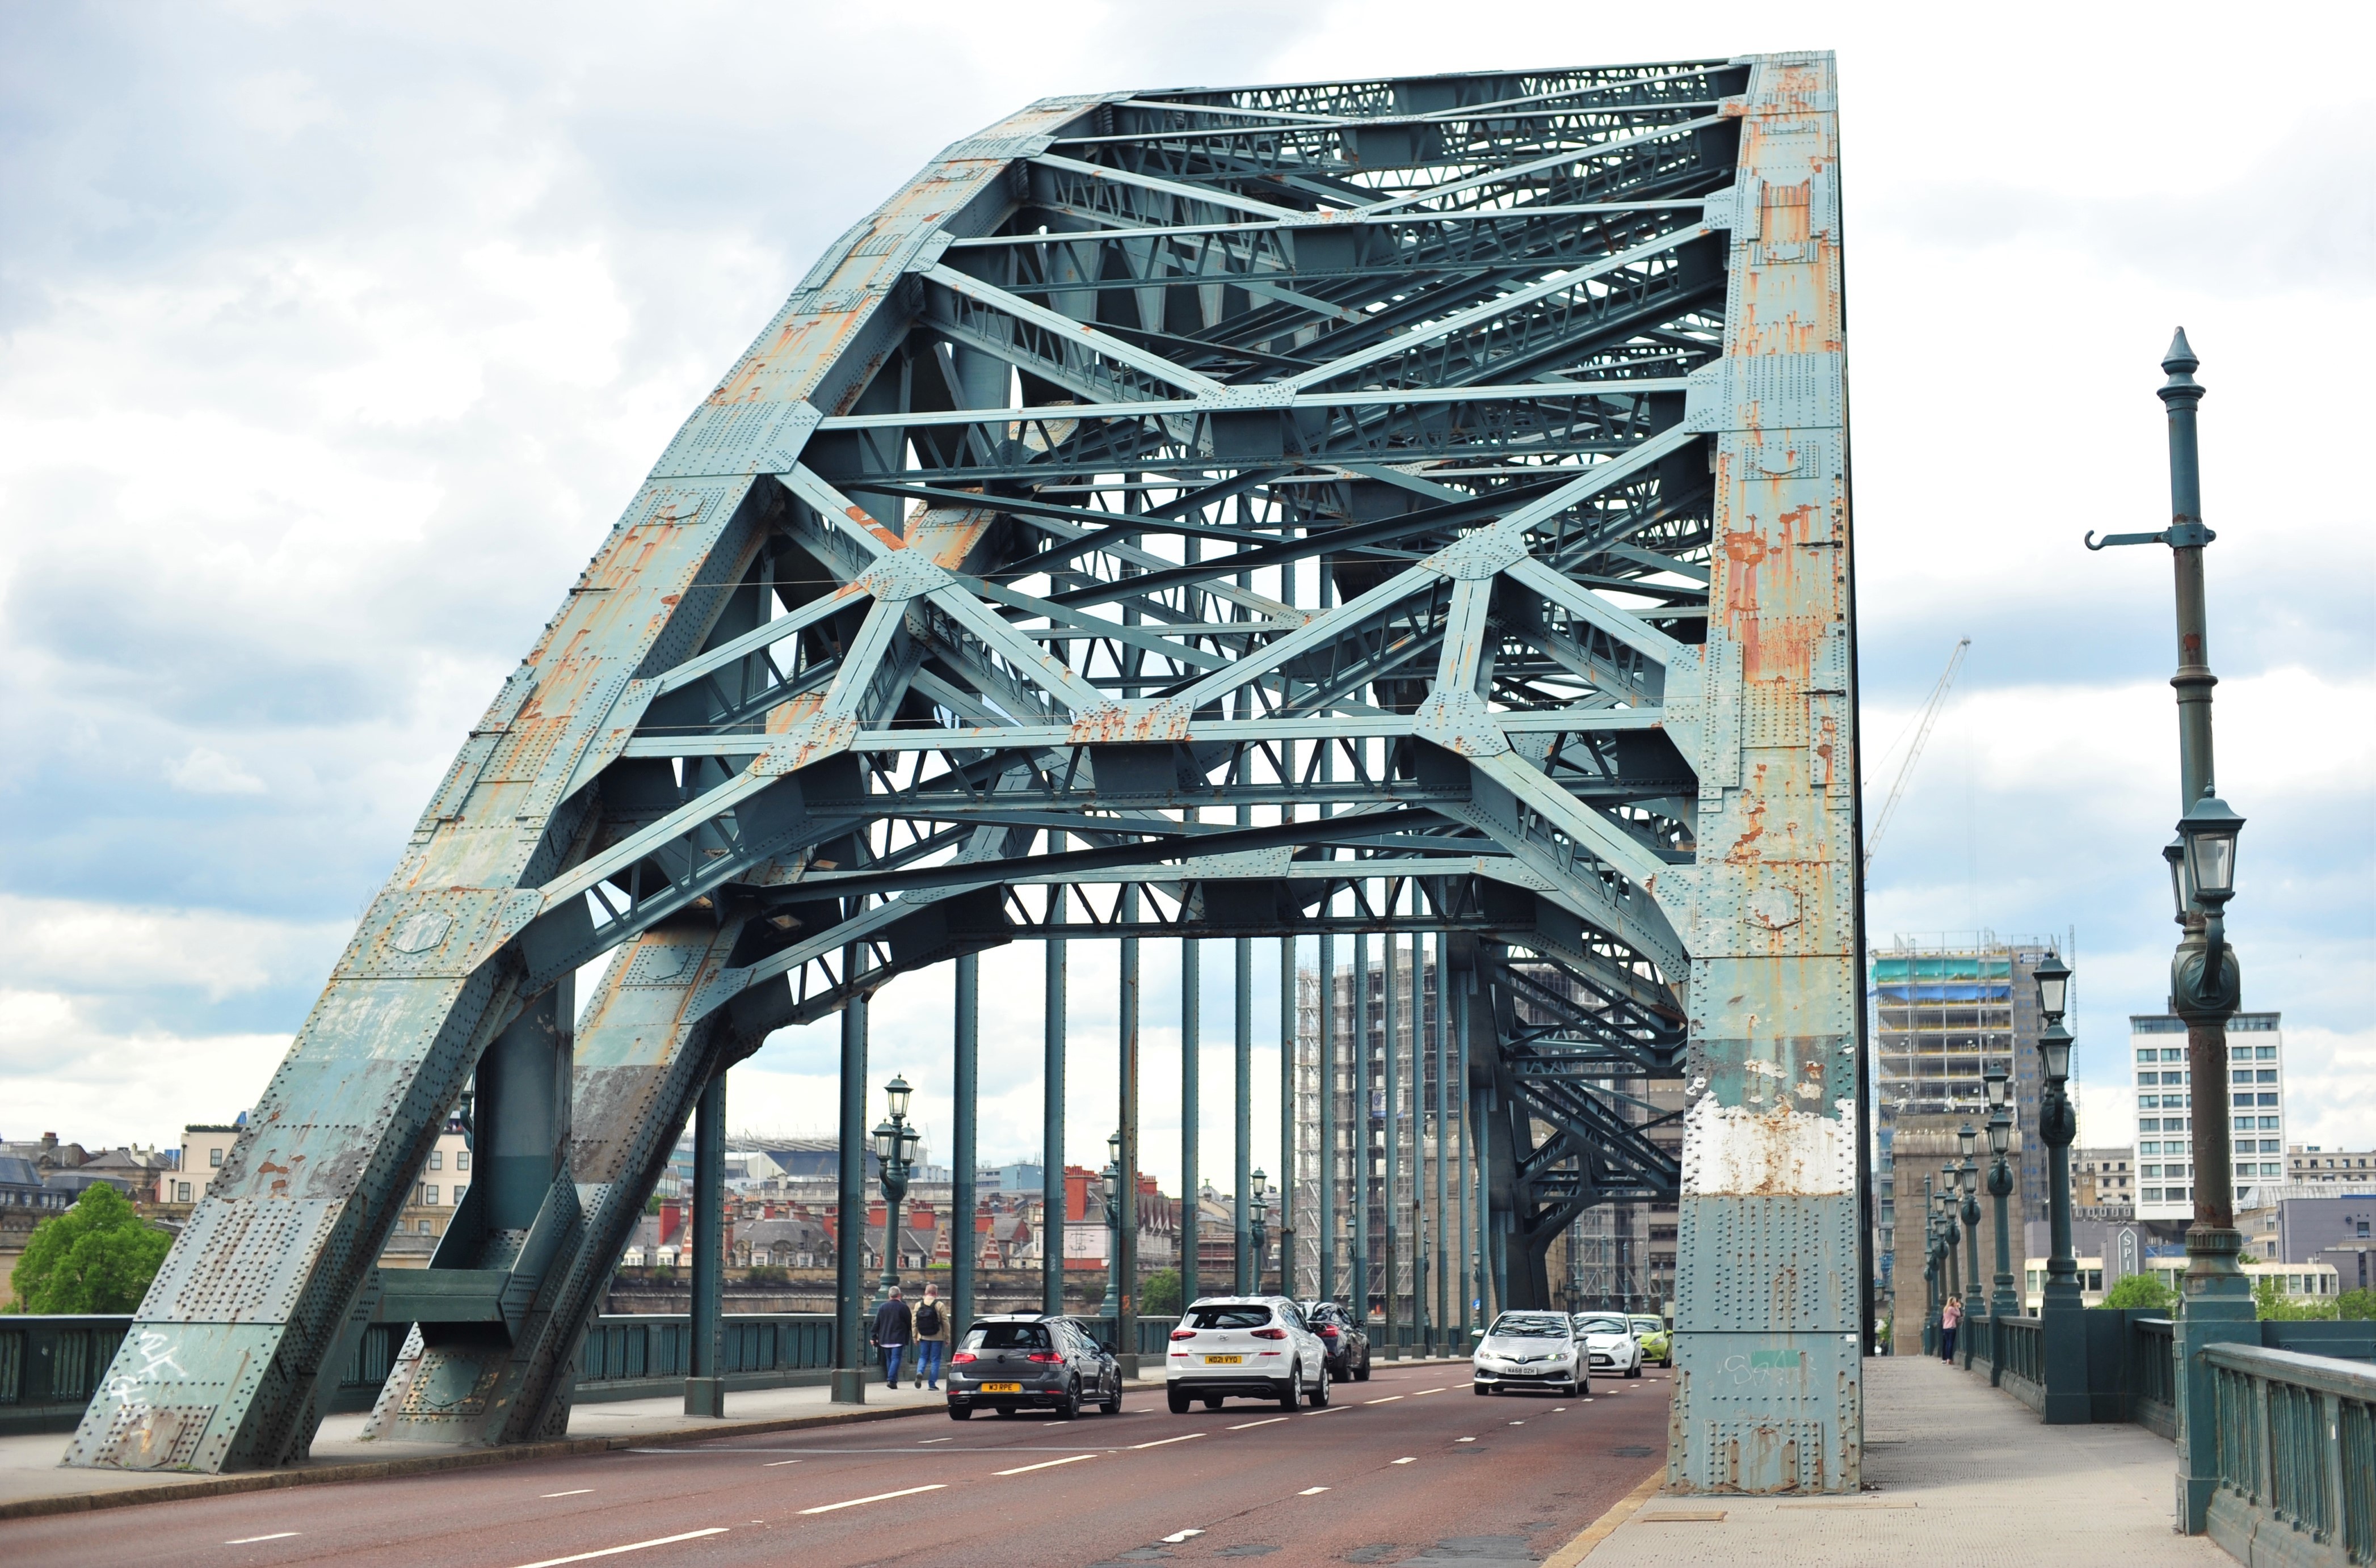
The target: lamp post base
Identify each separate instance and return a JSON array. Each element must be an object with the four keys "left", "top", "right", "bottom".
[
  {"left": 2038, "top": 1279, "right": 2089, "bottom": 1425},
  {"left": 683, "top": 1377, "right": 725, "bottom": 1418},
  {"left": 830, "top": 1369, "right": 868, "bottom": 1406},
  {"left": 2176, "top": 1226, "right": 2257, "bottom": 1532}
]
